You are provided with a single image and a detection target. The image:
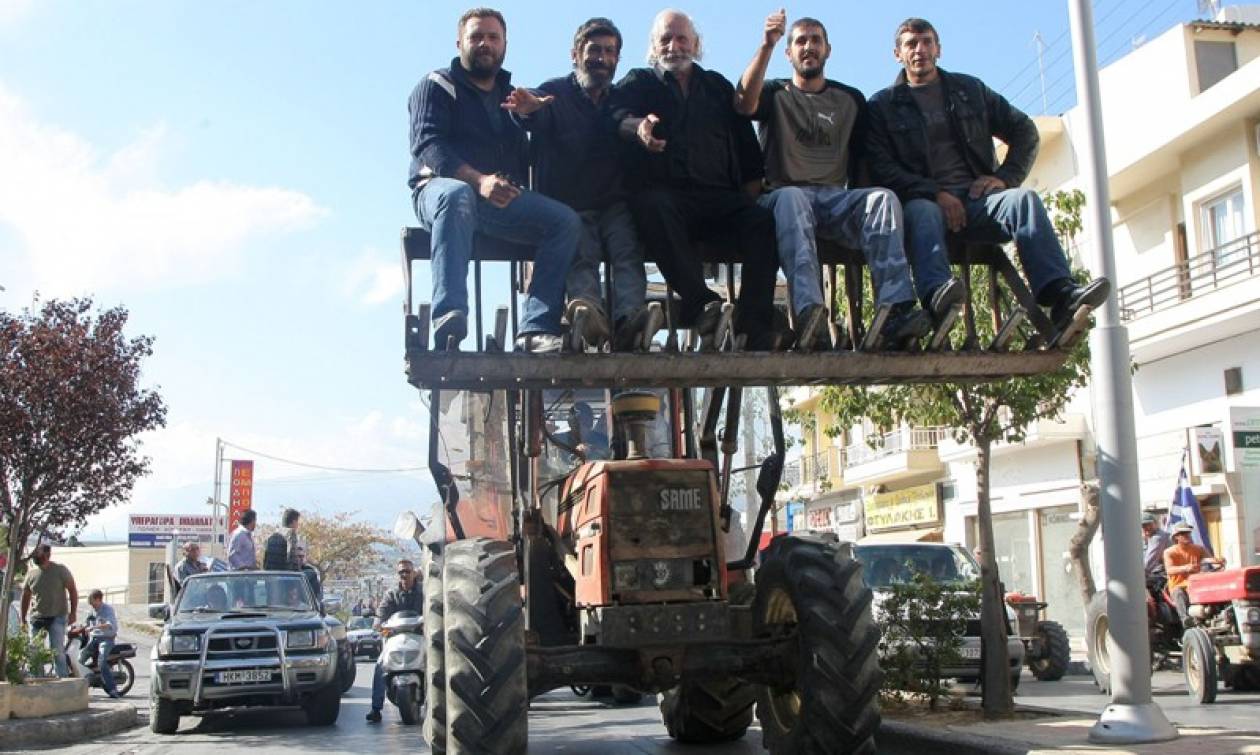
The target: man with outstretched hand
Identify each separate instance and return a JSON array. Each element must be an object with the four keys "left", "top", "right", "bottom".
[{"left": 409, "top": 7, "right": 579, "bottom": 353}]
